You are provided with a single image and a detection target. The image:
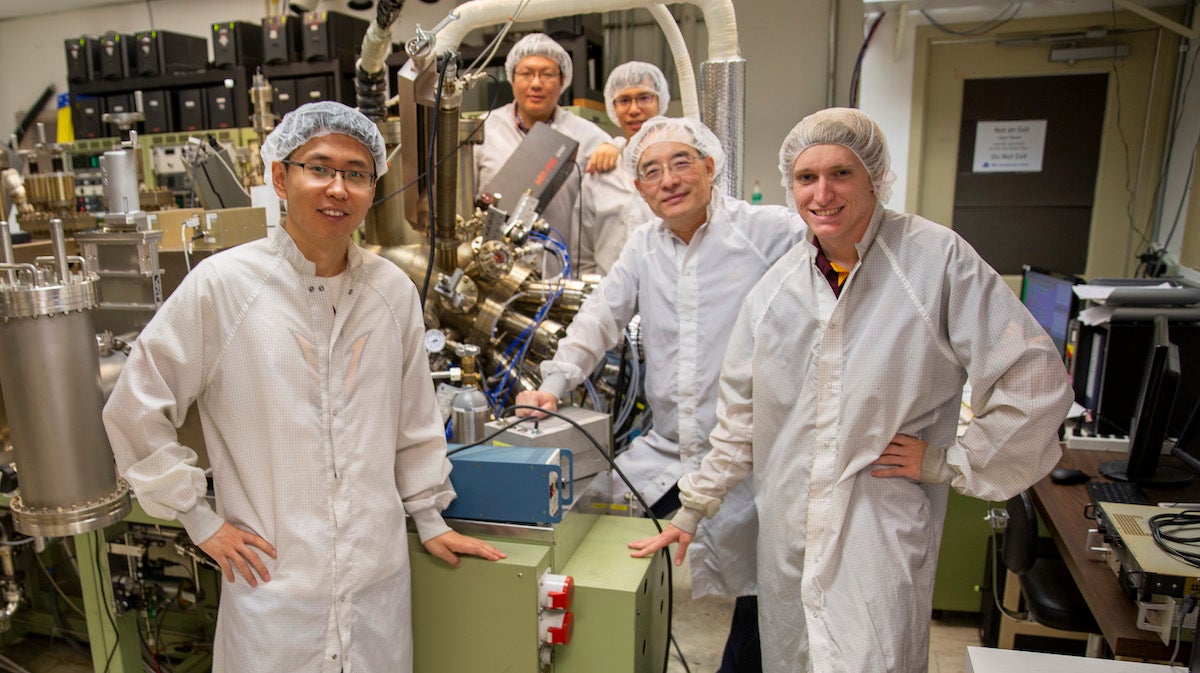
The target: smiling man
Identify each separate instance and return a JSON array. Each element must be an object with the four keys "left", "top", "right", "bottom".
[
  {"left": 629, "top": 108, "right": 1072, "bottom": 673},
  {"left": 473, "top": 33, "right": 613, "bottom": 272},
  {"left": 517, "top": 117, "right": 805, "bottom": 673},
  {"left": 104, "top": 101, "right": 504, "bottom": 673},
  {"left": 578, "top": 61, "right": 671, "bottom": 275}
]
